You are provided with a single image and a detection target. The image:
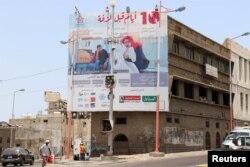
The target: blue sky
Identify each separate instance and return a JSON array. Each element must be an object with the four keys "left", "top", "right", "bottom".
[{"left": 0, "top": 0, "right": 250, "bottom": 122}]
